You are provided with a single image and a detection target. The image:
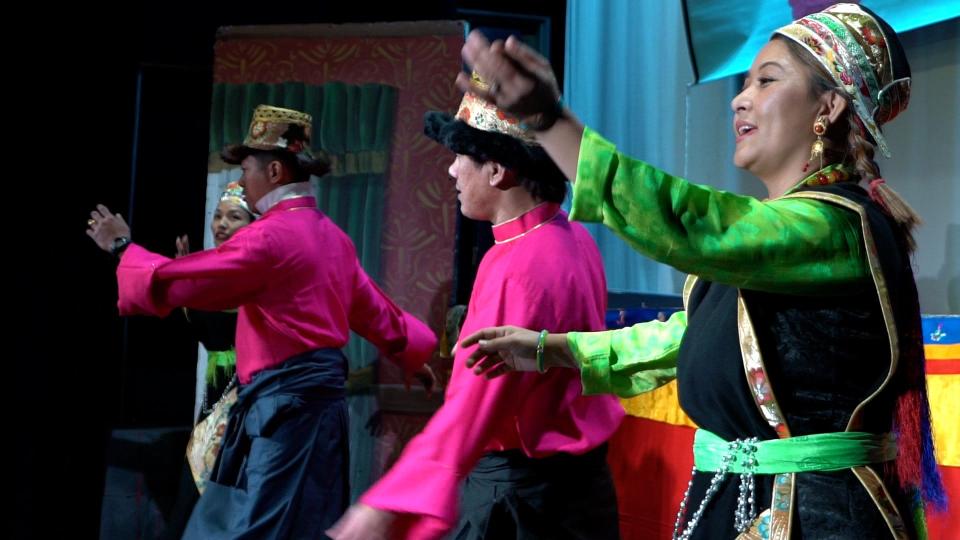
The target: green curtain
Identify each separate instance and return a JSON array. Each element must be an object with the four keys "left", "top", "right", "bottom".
[{"left": 209, "top": 81, "right": 398, "bottom": 499}]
